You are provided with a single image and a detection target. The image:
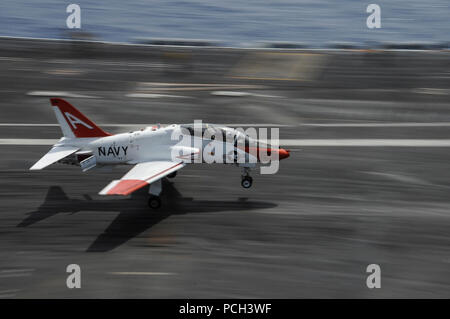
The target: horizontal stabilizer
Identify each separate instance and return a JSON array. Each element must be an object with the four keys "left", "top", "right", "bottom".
[
  {"left": 30, "top": 146, "right": 79, "bottom": 170},
  {"left": 80, "top": 155, "right": 97, "bottom": 172}
]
